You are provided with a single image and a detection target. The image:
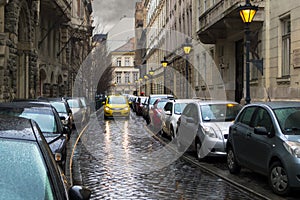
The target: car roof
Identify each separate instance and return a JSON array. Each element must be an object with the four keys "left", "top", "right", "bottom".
[
  {"left": 0, "top": 101, "right": 53, "bottom": 109},
  {"left": 0, "top": 115, "right": 38, "bottom": 141},
  {"left": 248, "top": 101, "right": 300, "bottom": 109},
  {"left": 193, "top": 100, "right": 240, "bottom": 105}
]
